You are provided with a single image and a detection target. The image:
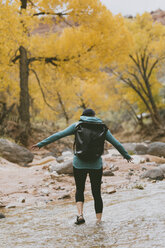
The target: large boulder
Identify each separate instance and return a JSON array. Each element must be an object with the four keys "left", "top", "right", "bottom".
[
  {"left": 135, "top": 143, "right": 149, "bottom": 155},
  {"left": 121, "top": 143, "right": 138, "bottom": 154},
  {"left": 158, "top": 164, "right": 165, "bottom": 174},
  {"left": 147, "top": 142, "right": 165, "bottom": 157},
  {"left": 141, "top": 168, "right": 164, "bottom": 180},
  {"left": 49, "top": 159, "right": 73, "bottom": 175},
  {"left": 0, "top": 139, "right": 34, "bottom": 165}
]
